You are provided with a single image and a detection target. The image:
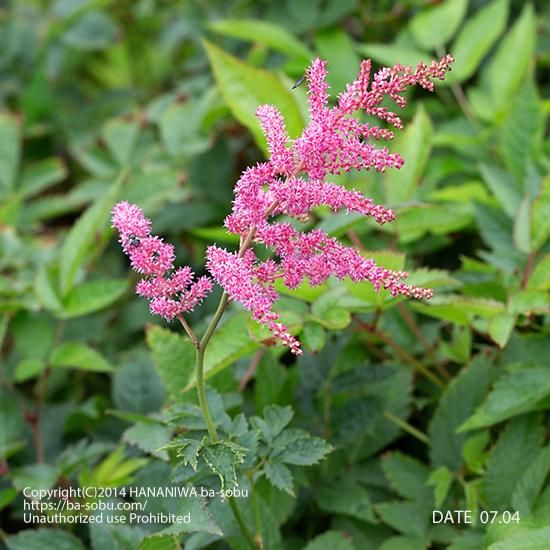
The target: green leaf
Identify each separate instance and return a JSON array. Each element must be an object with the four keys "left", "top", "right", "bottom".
[
  {"left": 264, "top": 461, "right": 294, "bottom": 496},
  {"left": 20, "top": 158, "right": 67, "bottom": 199},
  {"left": 303, "top": 531, "right": 355, "bottom": 550},
  {"left": 314, "top": 27, "right": 360, "bottom": 92},
  {"left": 429, "top": 355, "right": 490, "bottom": 470},
  {"left": 375, "top": 500, "right": 429, "bottom": 537},
  {"left": 302, "top": 322, "right": 326, "bottom": 353},
  {"left": 409, "top": 0, "right": 468, "bottom": 50},
  {"left": 60, "top": 278, "right": 128, "bottom": 319},
  {"left": 462, "top": 431, "right": 490, "bottom": 474},
  {"left": 138, "top": 536, "right": 179, "bottom": 550},
  {"left": 480, "top": 163, "right": 522, "bottom": 219},
  {"left": 208, "top": 19, "right": 312, "bottom": 60},
  {"left": 201, "top": 440, "right": 246, "bottom": 490},
  {"left": 460, "top": 366, "right": 550, "bottom": 431},
  {"left": 315, "top": 477, "right": 376, "bottom": 523},
  {"left": 49, "top": 342, "right": 114, "bottom": 372},
  {"left": 154, "top": 496, "right": 223, "bottom": 537},
  {"left": 274, "top": 429, "right": 332, "bottom": 466},
  {"left": 381, "top": 452, "right": 431, "bottom": 501},
  {"left": 357, "top": 44, "right": 432, "bottom": 68},
  {"left": 159, "top": 102, "right": 209, "bottom": 159},
  {"left": 385, "top": 105, "right": 432, "bottom": 204},
  {"left": 513, "top": 195, "right": 532, "bottom": 253},
  {"left": 0, "top": 112, "right": 21, "bottom": 195},
  {"left": 123, "top": 422, "right": 173, "bottom": 460},
  {"left": 511, "top": 444, "right": 550, "bottom": 515},
  {"left": 59, "top": 175, "right": 122, "bottom": 295},
  {"left": 530, "top": 175, "right": 550, "bottom": 251},
  {"left": 448, "top": 0, "right": 509, "bottom": 83},
  {"left": 501, "top": 78, "right": 543, "bottom": 183},
  {"left": 112, "top": 359, "right": 166, "bottom": 414},
  {"left": 527, "top": 254, "right": 550, "bottom": 290},
  {"left": 12, "top": 464, "right": 60, "bottom": 492},
  {"left": 487, "top": 528, "right": 550, "bottom": 550},
  {"left": 0, "top": 393, "right": 25, "bottom": 459},
  {"left": 483, "top": 415, "right": 544, "bottom": 510},
  {"left": 427, "top": 466, "right": 453, "bottom": 508},
  {"left": 380, "top": 537, "right": 429, "bottom": 550},
  {"left": 62, "top": 11, "right": 118, "bottom": 51},
  {"left": 6, "top": 529, "right": 85, "bottom": 550},
  {"left": 102, "top": 118, "right": 140, "bottom": 167},
  {"left": 508, "top": 290, "right": 550, "bottom": 316},
  {"left": 203, "top": 40, "right": 304, "bottom": 154},
  {"left": 146, "top": 326, "right": 195, "bottom": 399},
  {"left": 14, "top": 359, "right": 46, "bottom": 382},
  {"left": 253, "top": 405, "right": 294, "bottom": 441},
  {"left": 159, "top": 437, "right": 203, "bottom": 469},
  {"left": 487, "top": 3, "right": 536, "bottom": 116}
]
